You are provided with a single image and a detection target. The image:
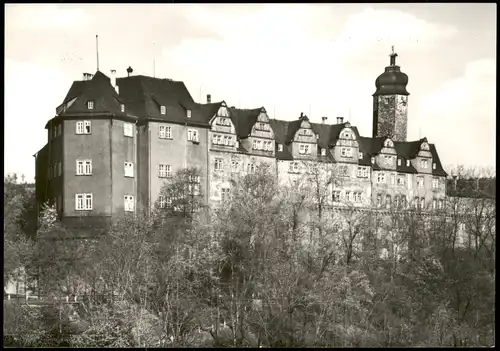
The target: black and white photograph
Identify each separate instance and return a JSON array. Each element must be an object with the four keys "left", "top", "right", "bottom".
[{"left": 4, "top": 3, "right": 495, "bottom": 347}]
